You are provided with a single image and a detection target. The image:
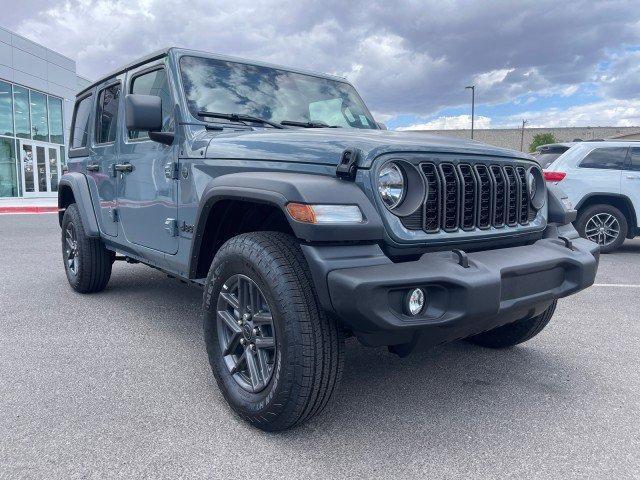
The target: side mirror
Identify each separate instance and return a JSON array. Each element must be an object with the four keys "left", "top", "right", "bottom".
[
  {"left": 125, "top": 94, "right": 162, "bottom": 131},
  {"left": 376, "top": 122, "right": 388, "bottom": 130},
  {"left": 125, "top": 94, "right": 174, "bottom": 145}
]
